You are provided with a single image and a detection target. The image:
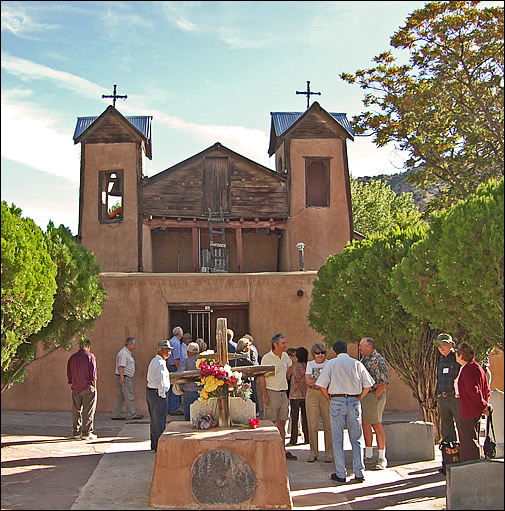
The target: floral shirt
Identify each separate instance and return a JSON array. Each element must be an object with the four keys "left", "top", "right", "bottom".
[
  {"left": 360, "top": 349, "right": 389, "bottom": 390},
  {"left": 288, "top": 362, "right": 308, "bottom": 400}
]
